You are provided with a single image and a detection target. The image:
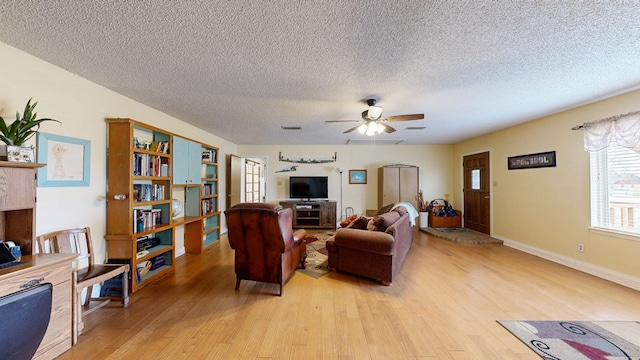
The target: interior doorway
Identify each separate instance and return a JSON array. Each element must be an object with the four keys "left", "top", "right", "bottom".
[
  {"left": 228, "top": 155, "right": 266, "bottom": 207},
  {"left": 463, "top": 151, "right": 491, "bottom": 234}
]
